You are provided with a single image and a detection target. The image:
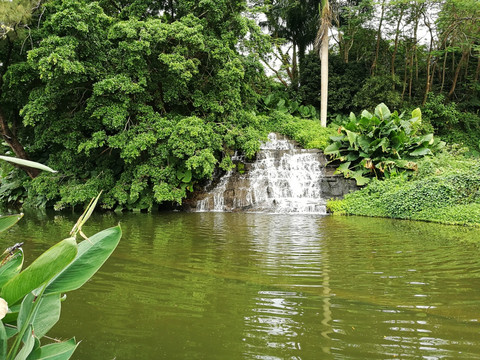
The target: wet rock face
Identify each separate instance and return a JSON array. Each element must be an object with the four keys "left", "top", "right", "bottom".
[{"left": 186, "top": 133, "right": 358, "bottom": 213}]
